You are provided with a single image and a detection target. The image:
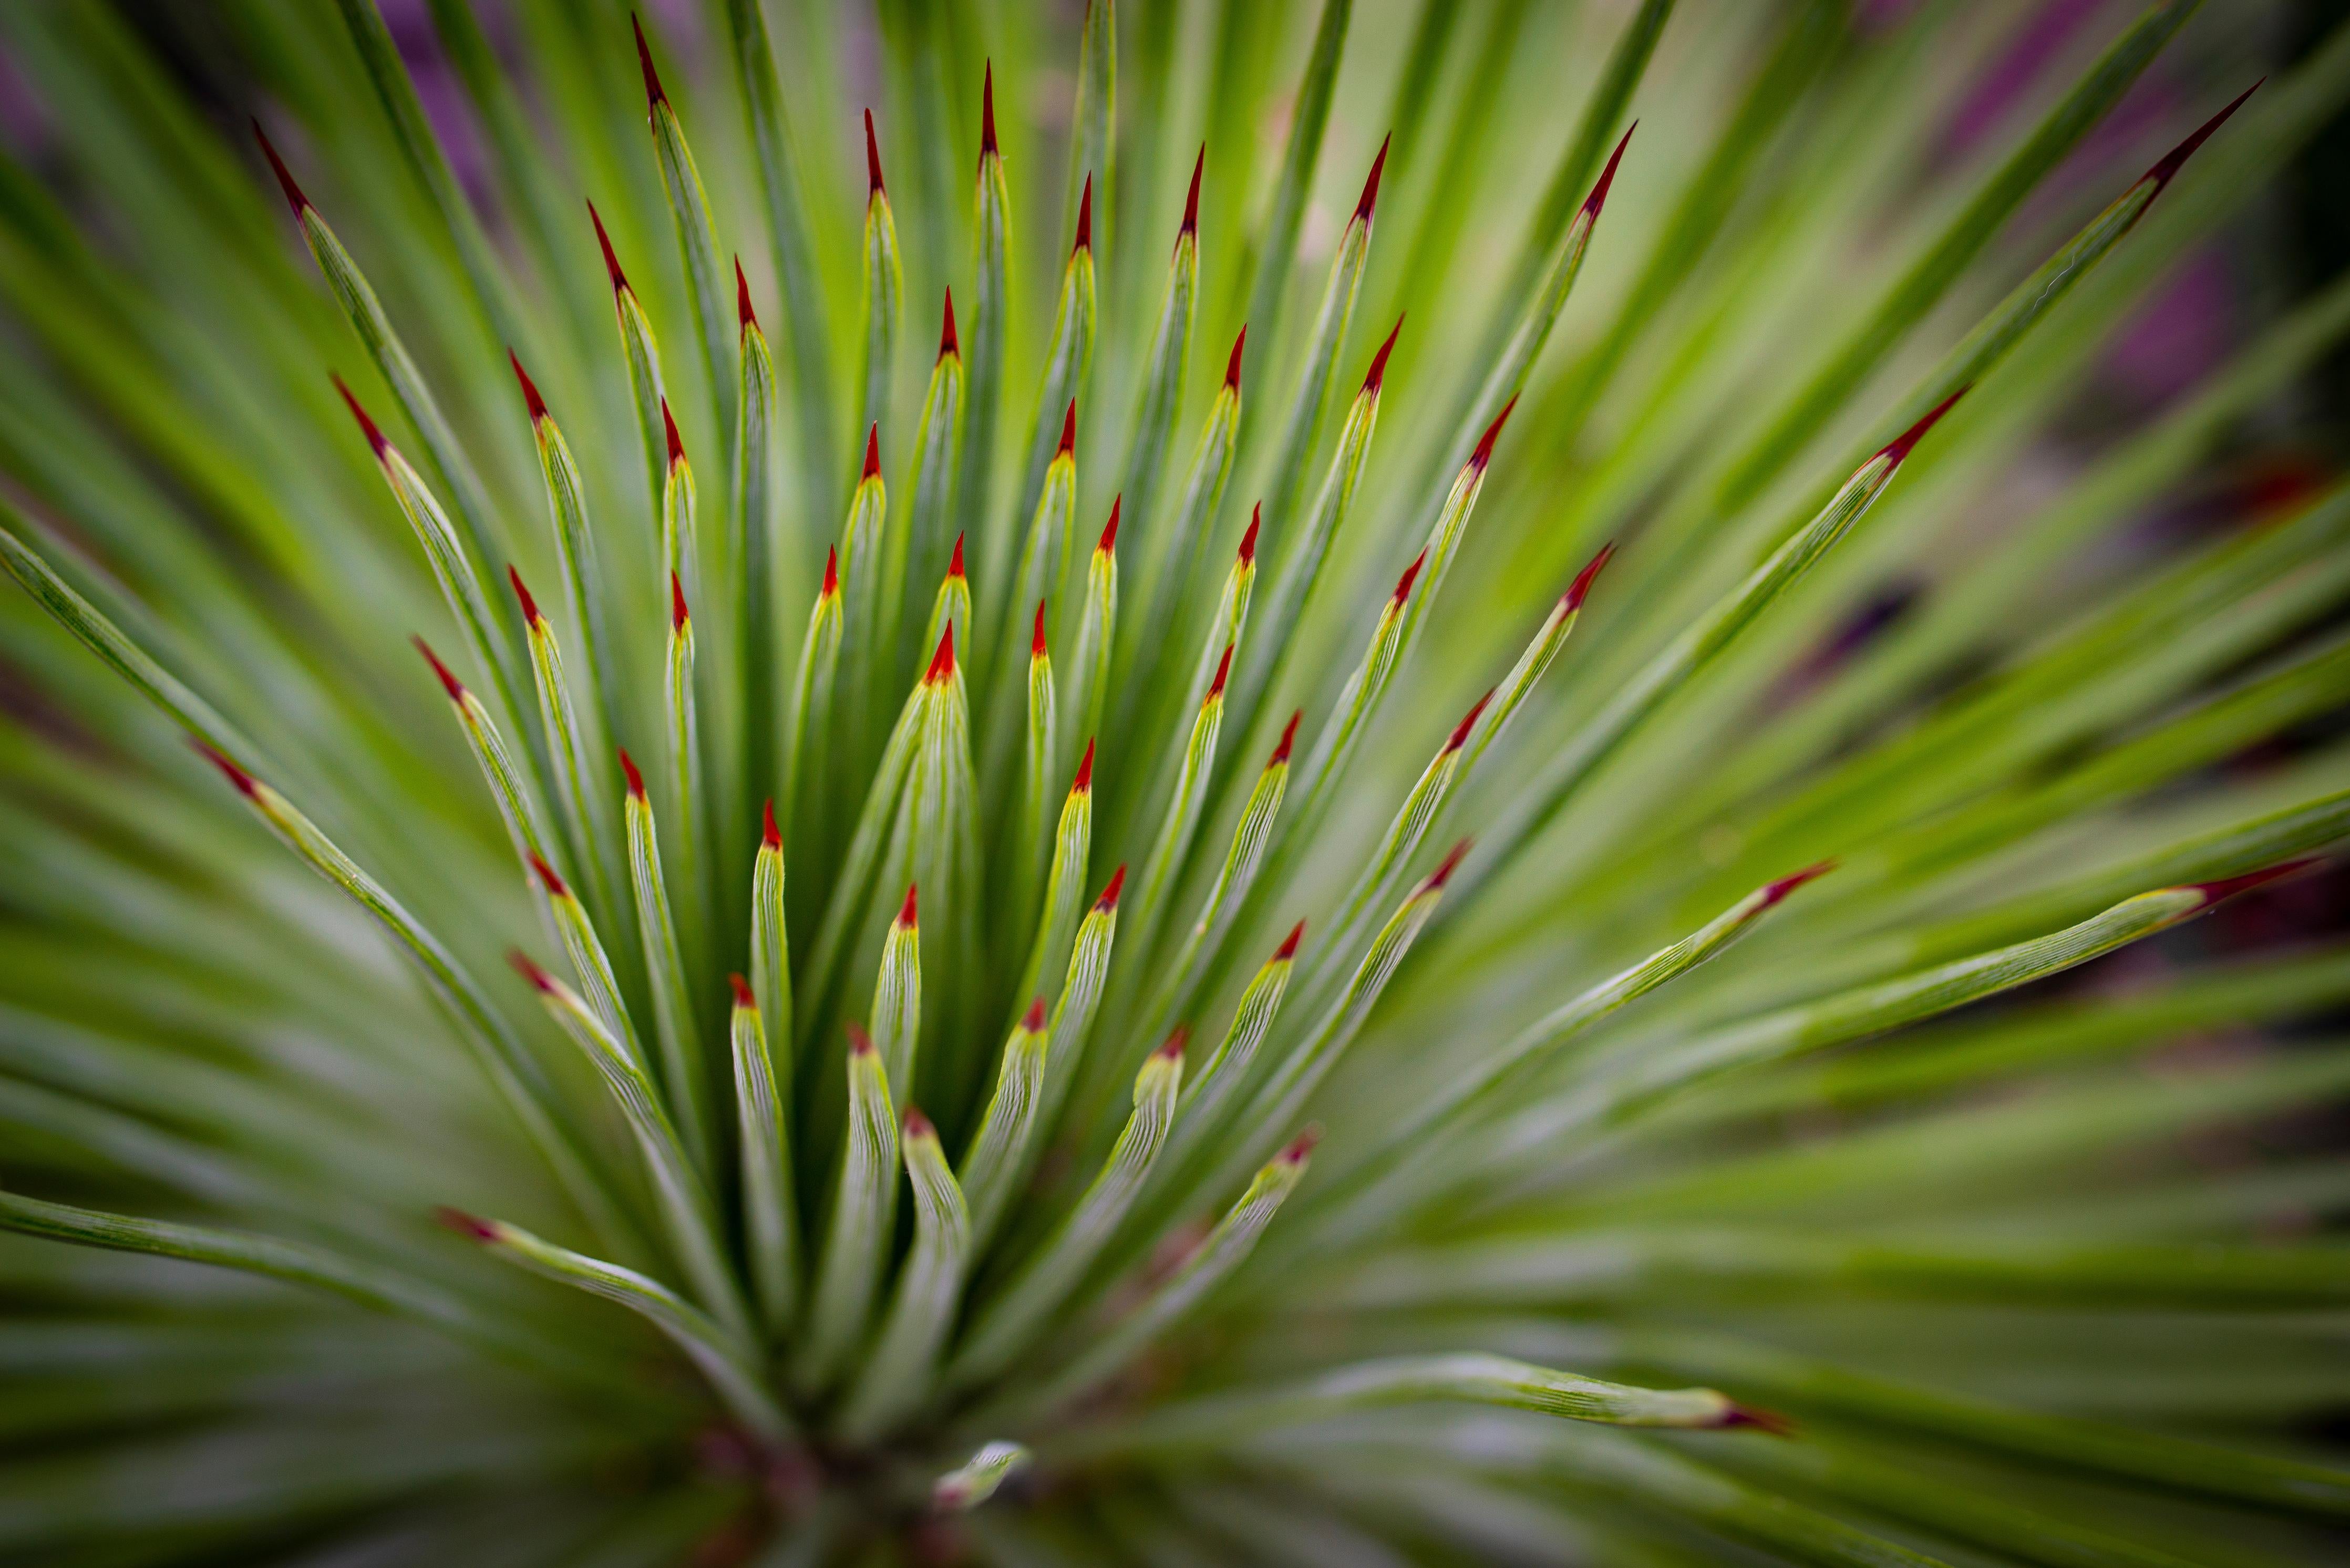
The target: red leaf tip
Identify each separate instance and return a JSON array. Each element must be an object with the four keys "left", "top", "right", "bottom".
[
  {"left": 729, "top": 972, "right": 757, "bottom": 1009},
  {"left": 1099, "top": 496, "right": 1122, "bottom": 554},
  {"left": 2188, "top": 858, "right": 2319, "bottom": 907},
  {"left": 1445, "top": 689, "right": 1495, "bottom": 754},
  {"left": 1429, "top": 839, "right": 1470, "bottom": 889},
  {"left": 1095, "top": 864, "right": 1127, "bottom": 911},
  {"left": 1032, "top": 597, "right": 1049, "bottom": 658},
  {"left": 1583, "top": 122, "right": 1635, "bottom": 219},
  {"left": 948, "top": 532, "right": 967, "bottom": 581},
  {"left": 1879, "top": 387, "right": 1969, "bottom": 466},
  {"left": 903, "top": 1106, "right": 935, "bottom": 1139},
  {"left": 1392, "top": 549, "right": 1428, "bottom": 605},
  {"left": 1471, "top": 394, "right": 1520, "bottom": 471},
  {"left": 1364, "top": 315, "right": 1405, "bottom": 394},
  {"left": 735, "top": 257, "right": 757, "bottom": 331},
  {"left": 846, "top": 1021, "right": 875, "bottom": 1057},
  {"left": 662, "top": 399, "right": 686, "bottom": 469},
  {"left": 332, "top": 373, "right": 387, "bottom": 457},
  {"left": 1281, "top": 1124, "right": 1323, "bottom": 1164},
  {"left": 862, "top": 422, "right": 882, "bottom": 481},
  {"left": 864, "top": 109, "right": 886, "bottom": 197},
  {"left": 1073, "top": 174, "right": 1094, "bottom": 254},
  {"left": 529, "top": 851, "right": 568, "bottom": 899},
  {"left": 1022, "top": 996, "right": 1049, "bottom": 1032},
  {"left": 939, "top": 288, "right": 960, "bottom": 359},
  {"left": 508, "top": 950, "right": 555, "bottom": 993},
  {"left": 925, "top": 623, "right": 957, "bottom": 683},
  {"left": 821, "top": 545, "right": 840, "bottom": 599},
  {"left": 670, "top": 571, "right": 689, "bottom": 632},
  {"left": 1073, "top": 736, "right": 1096, "bottom": 793},
  {"left": 2147, "top": 81, "right": 2260, "bottom": 192},
  {"left": 507, "top": 565, "right": 541, "bottom": 626},
  {"left": 508, "top": 349, "right": 549, "bottom": 421},
  {"left": 1155, "top": 1026, "right": 1189, "bottom": 1062},
  {"left": 1565, "top": 542, "right": 1616, "bottom": 612},
  {"left": 1355, "top": 133, "right": 1392, "bottom": 222},
  {"left": 617, "top": 746, "right": 646, "bottom": 799},
  {"left": 1224, "top": 326, "right": 1248, "bottom": 390},
  {"left": 895, "top": 882, "right": 919, "bottom": 928},
  {"left": 1760, "top": 860, "right": 1834, "bottom": 907},
  {"left": 413, "top": 636, "right": 465, "bottom": 702},
  {"left": 251, "top": 120, "right": 310, "bottom": 216},
  {"left": 980, "top": 63, "right": 998, "bottom": 160},
  {"left": 1239, "top": 503, "right": 1261, "bottom": 565},
  {"left": 1273, "top": 710, "right": 1302, "bottom": 766},
  {"left": 1180, "top": 145, "right": 1204, "bottom": 238},
  {"left": 1274, "top": 920, "right": 1305, "bottom": 962},
  {"left": 631, "top": 14, "right": 667, "bottom": 109},
  {"left": 1722, "top": 1404, "right": 1796, "bottom": 1438},
  {"left": 762, "top": 797, "right": 781, "bottom": 850},
  {"left": 1056, "top": 400, "right": 1078, "bottom": 458},
  {"left": 193, "top": 740, "right": 260, "bottom": 800},
  {"left": 587, "top": 200, "right": 628, "bottom": 295},
  {"left": 1208, "top": 643, "right": 1234, "bottom": 699},
  {"left": 434, "top": 1207, "right": 502, "bottom": 1242}
]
